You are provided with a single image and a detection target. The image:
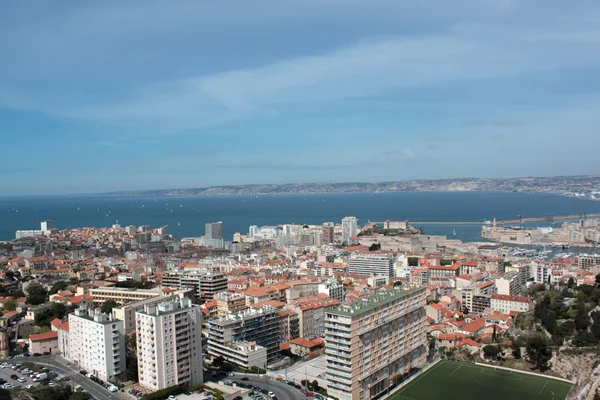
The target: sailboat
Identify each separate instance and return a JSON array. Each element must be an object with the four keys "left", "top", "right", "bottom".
[{"left": 453, "top": 229, "right": 456, "bottom": 236}]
